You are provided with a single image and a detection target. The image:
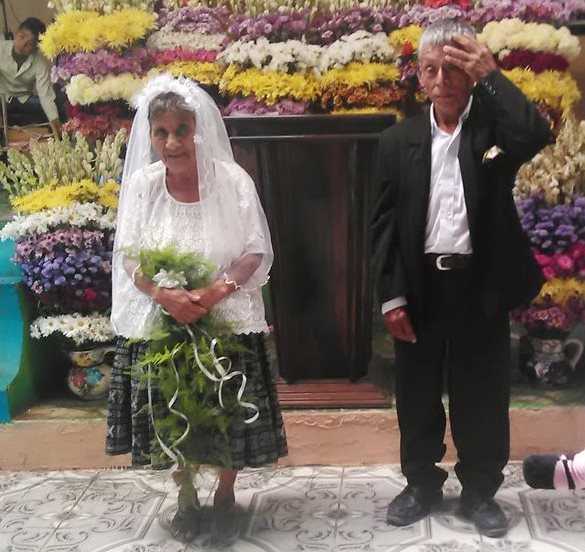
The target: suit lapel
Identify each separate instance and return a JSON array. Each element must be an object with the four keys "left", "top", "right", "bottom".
[
  {"left": 406, "top": 115, "right": 432, "bottom": 254},
  {"left": 458, "top": 104, "right": 480, "bottom": 244}
]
